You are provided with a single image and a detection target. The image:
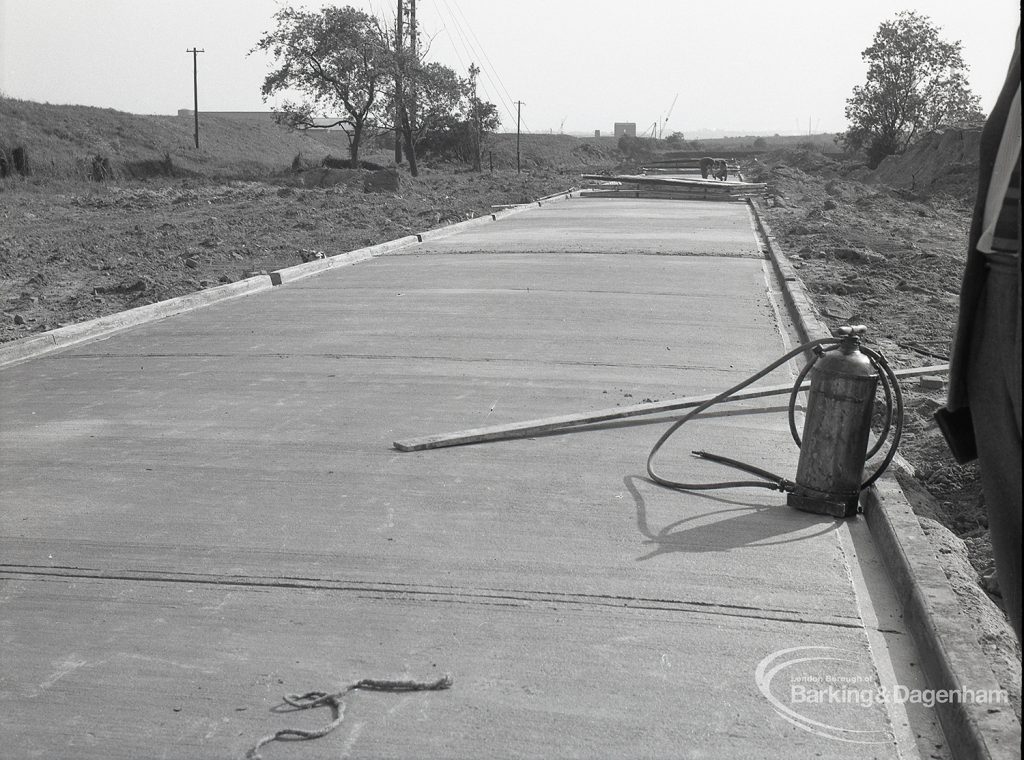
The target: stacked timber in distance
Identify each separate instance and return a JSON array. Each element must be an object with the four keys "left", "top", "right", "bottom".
[
  {"left": 579, "top": 173, "right": 767, "bottom": 201},
  {"left": 639, "top": 158, "right": 741, "bottom": 175}
]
